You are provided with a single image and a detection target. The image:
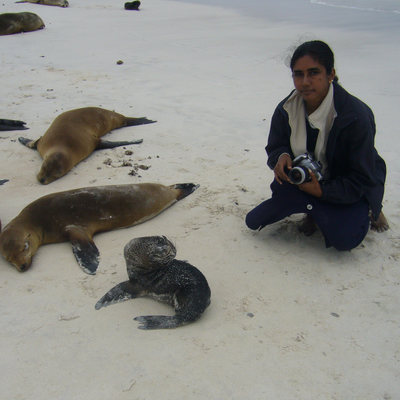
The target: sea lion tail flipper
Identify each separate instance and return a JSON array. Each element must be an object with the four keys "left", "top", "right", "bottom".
[
  {"left": 134, "top": 315, "right": 186, "bottom": 330},
  {"left": 0, "top": 119, "right": 28, "bottom": 131},
  {"left": 18, "top": 136, "right": 40, "bottom": 149},
  {"left": 0, "top": 179, "right": 9, "bottom": 185},
  {"left": 95, "top": 280, "right": 141, "bottom": 310},
  {"left": 95, "top": 139, "right": 143, "bottom": 150},
  {"left": 125, "top": 117, "right": 156, "bottom": 126},
  {"left": 172, "top": 183, "right": 200, "bottom": 200},
  {"left": 65, "top": 226, "right": 99, "bottom": 274}
]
